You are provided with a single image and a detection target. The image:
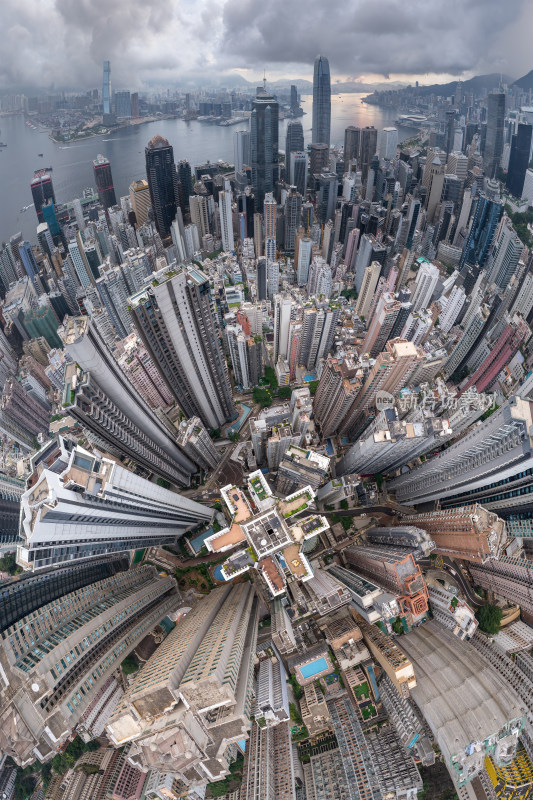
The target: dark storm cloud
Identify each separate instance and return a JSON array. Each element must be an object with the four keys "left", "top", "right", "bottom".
[
  {"left": 221, "top": 0, "right": 528, "bottom": 77},
  {"left": 0, "top": 0, "right": 530, "bottom": 90}
]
